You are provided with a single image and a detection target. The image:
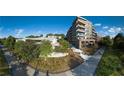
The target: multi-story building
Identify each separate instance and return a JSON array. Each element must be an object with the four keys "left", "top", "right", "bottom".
[{"left": 66, "top": 16, "right": 97, "bottom": 49}]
